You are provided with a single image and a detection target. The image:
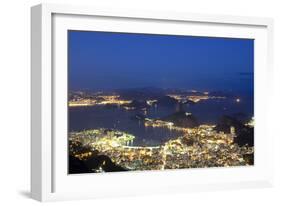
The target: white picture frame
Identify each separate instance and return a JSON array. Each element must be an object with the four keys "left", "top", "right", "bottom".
[{"left": 31, "top": 3, "right": 274, "bottom": 202}]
